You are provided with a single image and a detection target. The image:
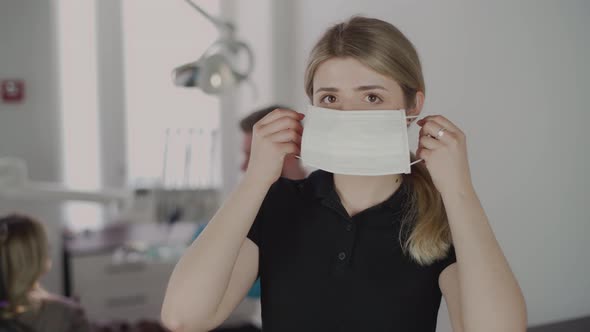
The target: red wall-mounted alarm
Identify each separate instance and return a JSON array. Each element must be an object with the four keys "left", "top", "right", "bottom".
[{"left": 2, "top": 80, "right": 25, "bottom": 103}]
